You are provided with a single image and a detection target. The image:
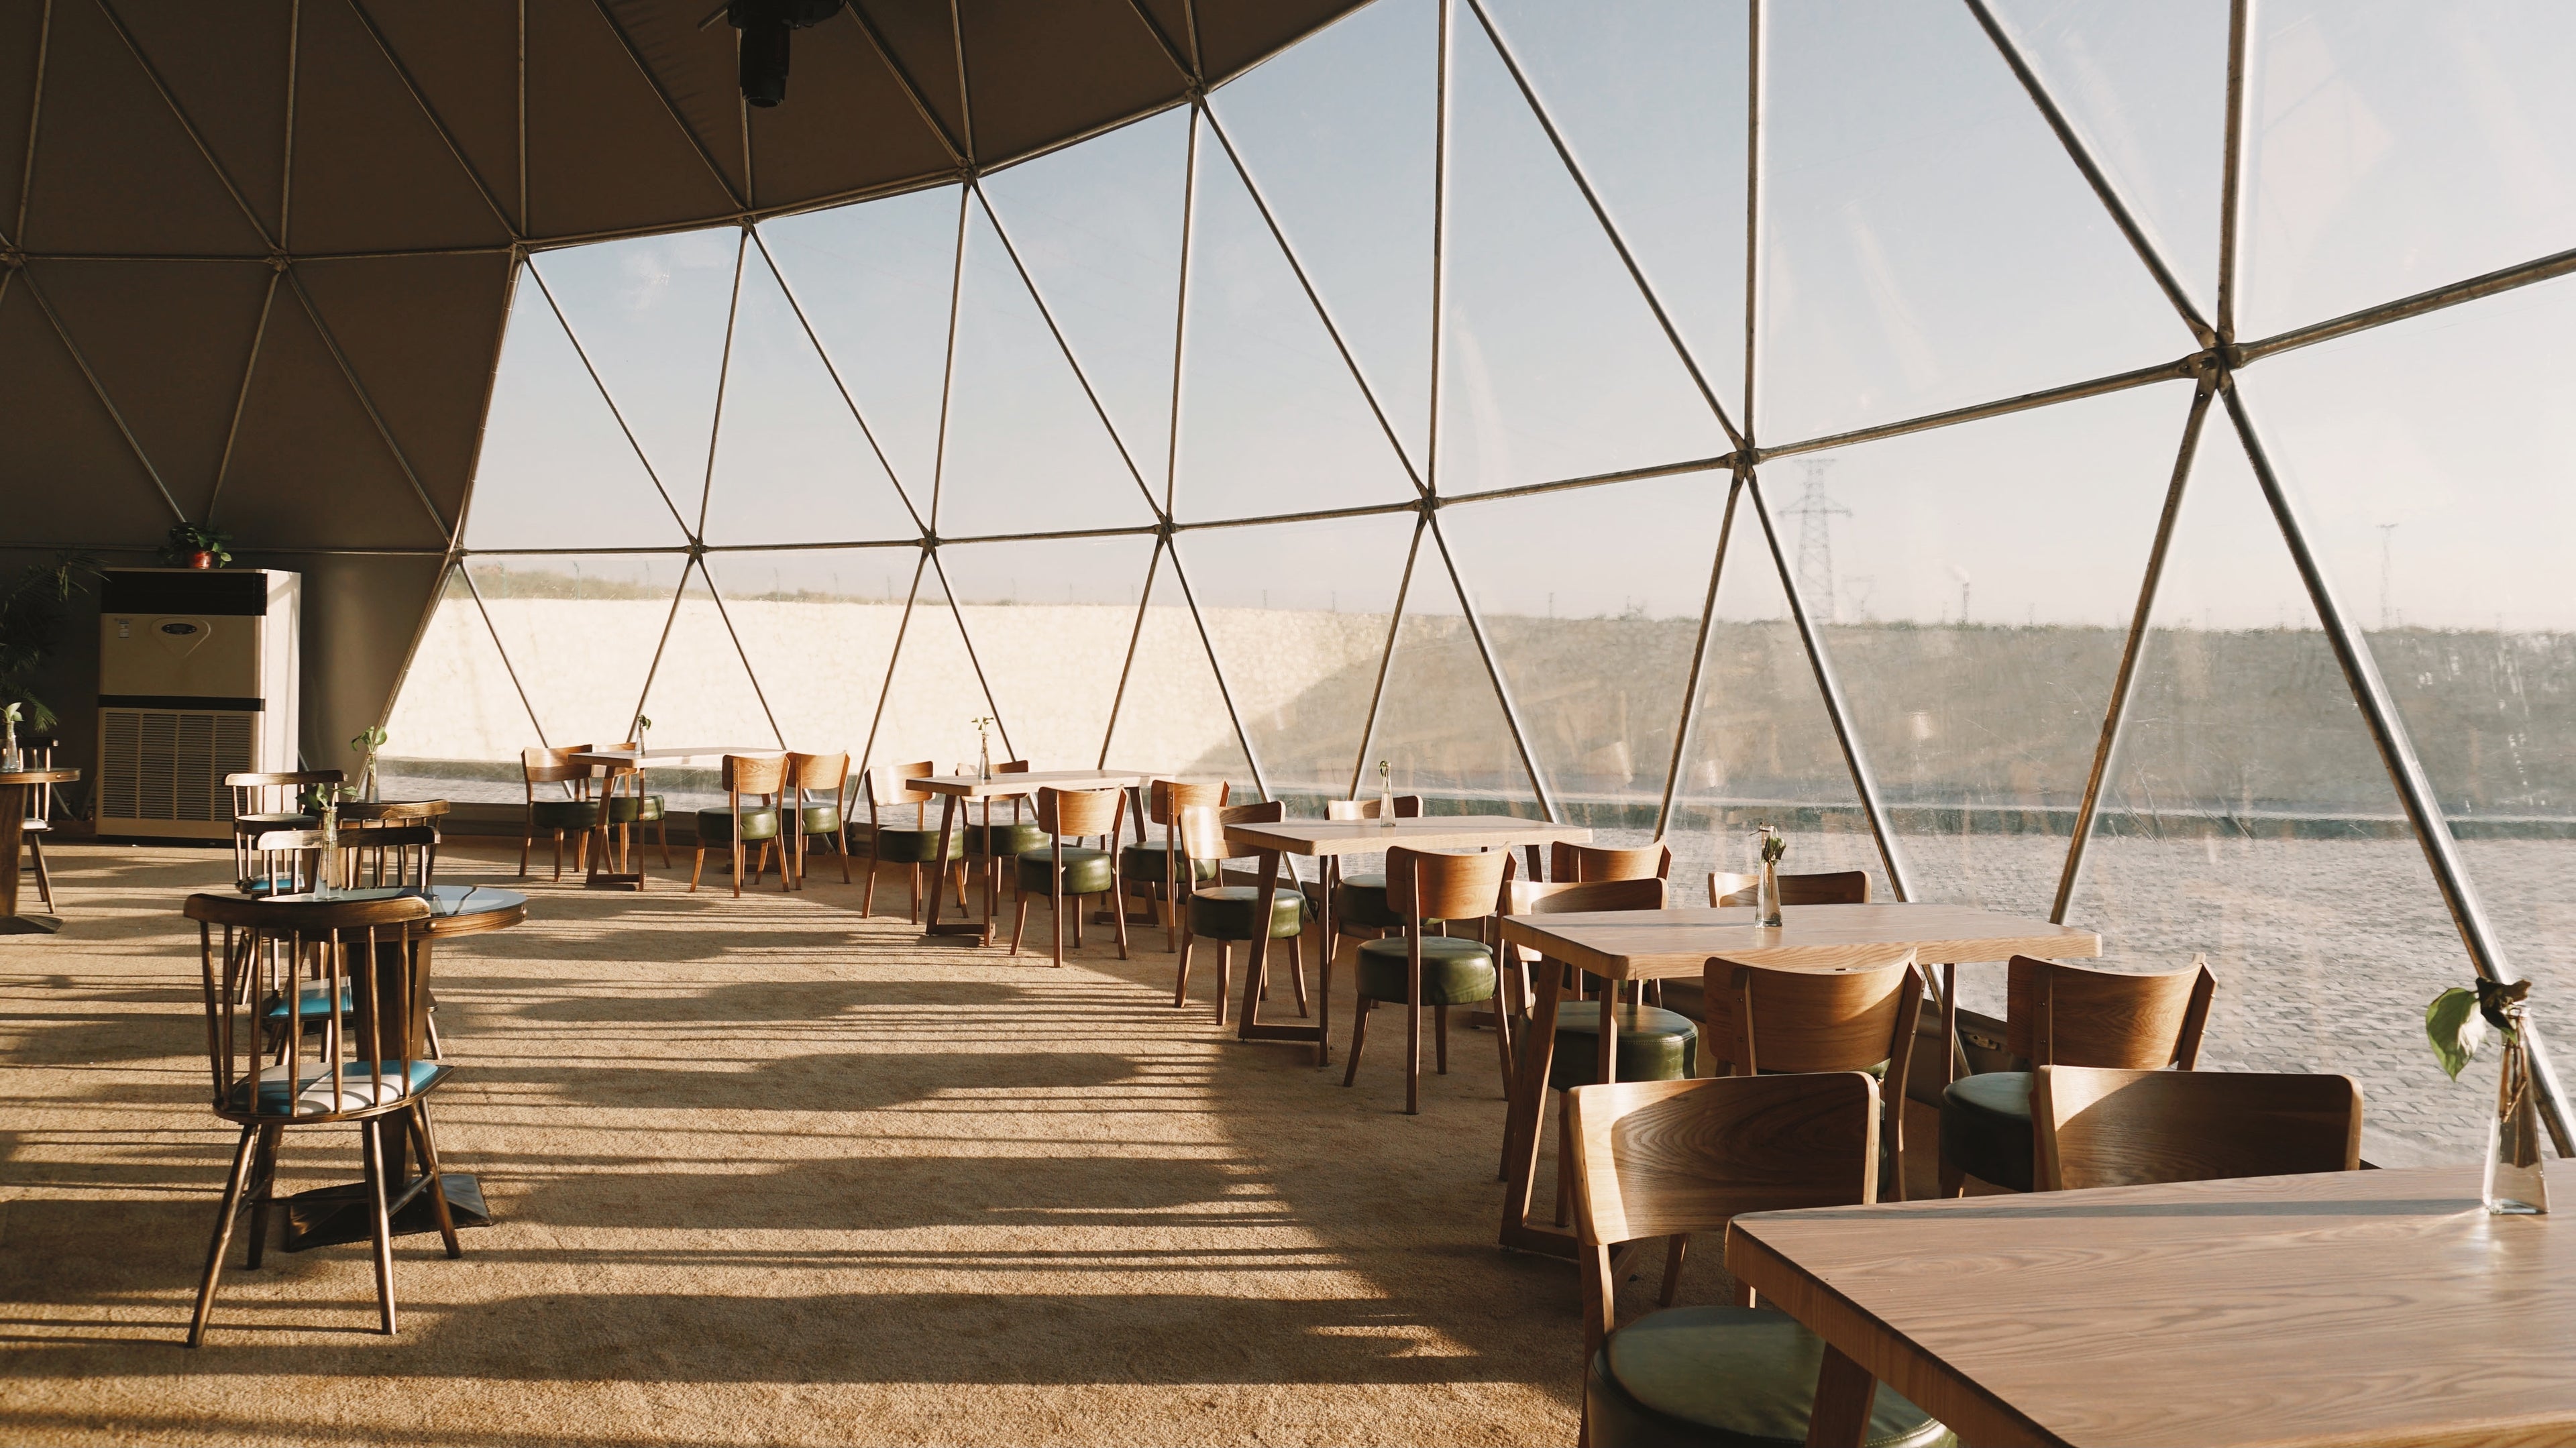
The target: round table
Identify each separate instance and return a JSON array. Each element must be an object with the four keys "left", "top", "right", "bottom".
[
  {"left": 0, "top": 767, "right": 78, "bottom": 934},
  {"left": 341, "top": 797, "right": 451, "bottom": 825}
]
